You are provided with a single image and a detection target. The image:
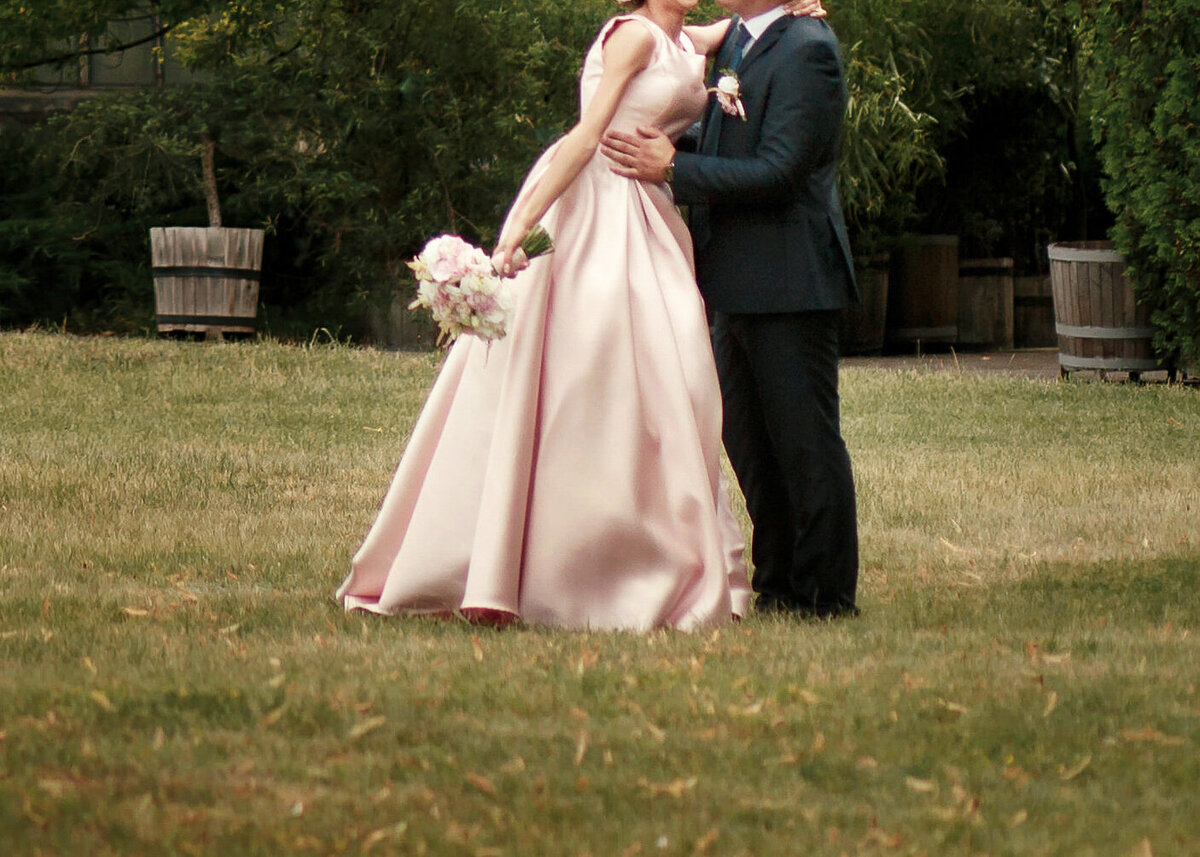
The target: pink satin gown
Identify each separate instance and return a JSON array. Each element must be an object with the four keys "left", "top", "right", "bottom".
[{"left": 337, "top": 15, "right": 752, "bottom": 630}]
